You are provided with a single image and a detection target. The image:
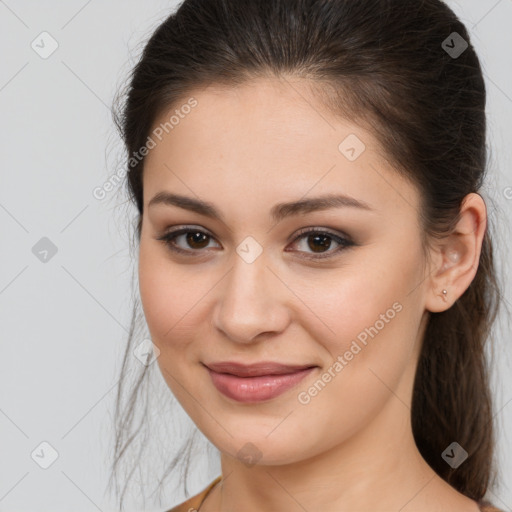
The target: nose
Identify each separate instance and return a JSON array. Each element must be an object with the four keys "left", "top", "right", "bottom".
[{"left": 212, "top": 252, "right": 291, "bottom": 344}]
